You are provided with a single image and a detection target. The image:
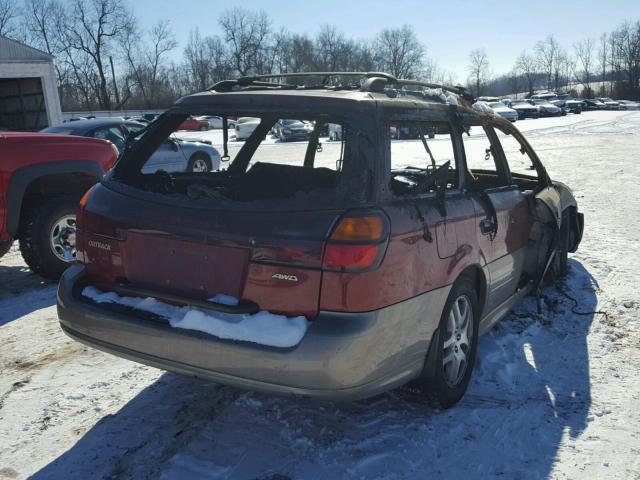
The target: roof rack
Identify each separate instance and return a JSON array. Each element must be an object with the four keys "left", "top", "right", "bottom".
[{"left": 208, "top": 71, "right": 475, "bottom": 104}]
